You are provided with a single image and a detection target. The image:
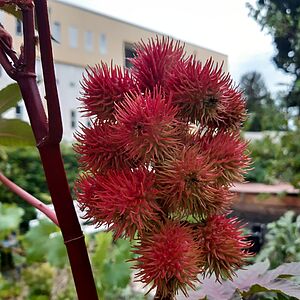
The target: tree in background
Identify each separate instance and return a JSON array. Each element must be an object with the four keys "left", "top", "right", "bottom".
[
  {"left": 240, "top": 71, "right": 287, "bottom": 131},
  {"left": 247, "top": 0, "right": 300, "bottom": 116}
]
